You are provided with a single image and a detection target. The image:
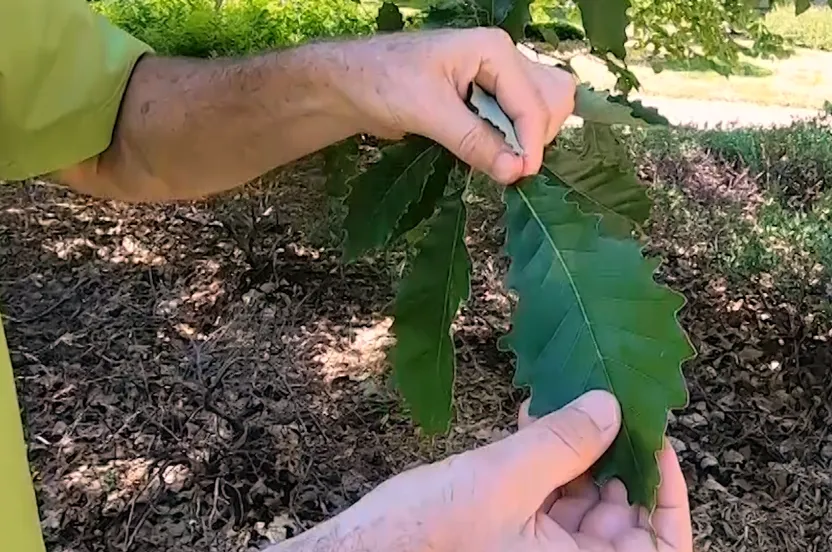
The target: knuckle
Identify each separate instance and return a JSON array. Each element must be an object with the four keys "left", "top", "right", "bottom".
[
  {"left": 541, "top": 407, "right": 601, "bottom": 458},
  {"left": 457, "top": 124, "right": 485, "bottom": 162}
]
